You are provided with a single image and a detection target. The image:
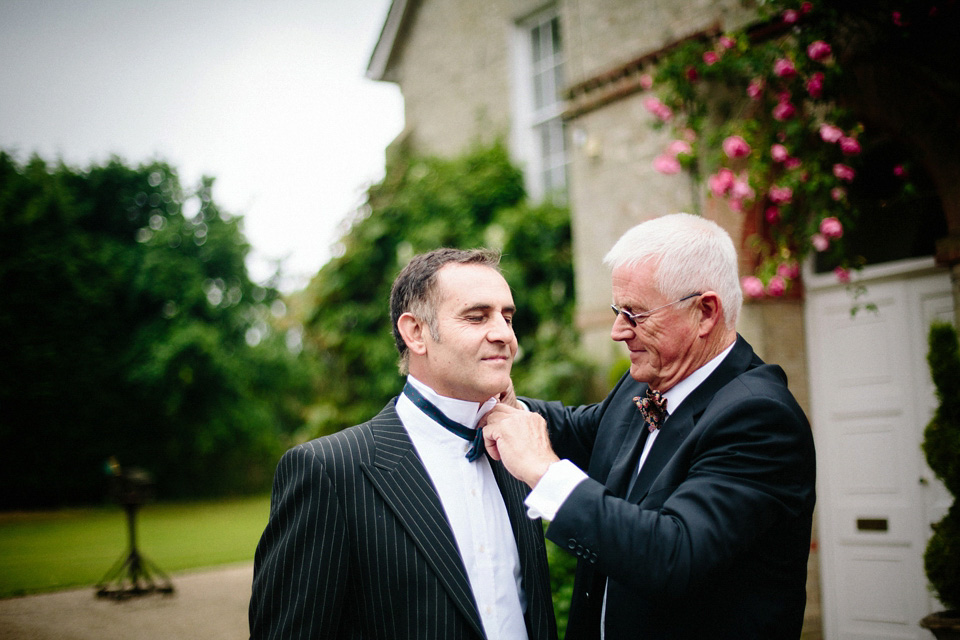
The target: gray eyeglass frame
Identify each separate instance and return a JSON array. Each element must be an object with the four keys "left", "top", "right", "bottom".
[{"left": 611, "top": 292, "right": 703, "bottom": 327}]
